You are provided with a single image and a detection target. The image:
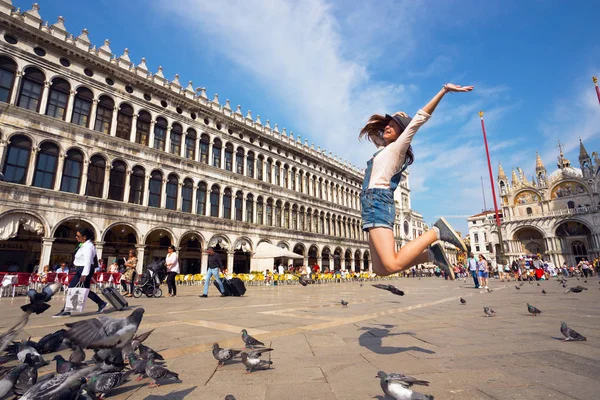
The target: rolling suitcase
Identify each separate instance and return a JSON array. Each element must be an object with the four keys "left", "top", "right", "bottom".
[
  {"left": 102, "top": 287, "right": 128, "bottom": 311},
  {"left": 214, "top": 277, "right": 246, "bottom": 296},
  {"left": 214, "top": 279, "right": 232, "bottom": 296}
]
